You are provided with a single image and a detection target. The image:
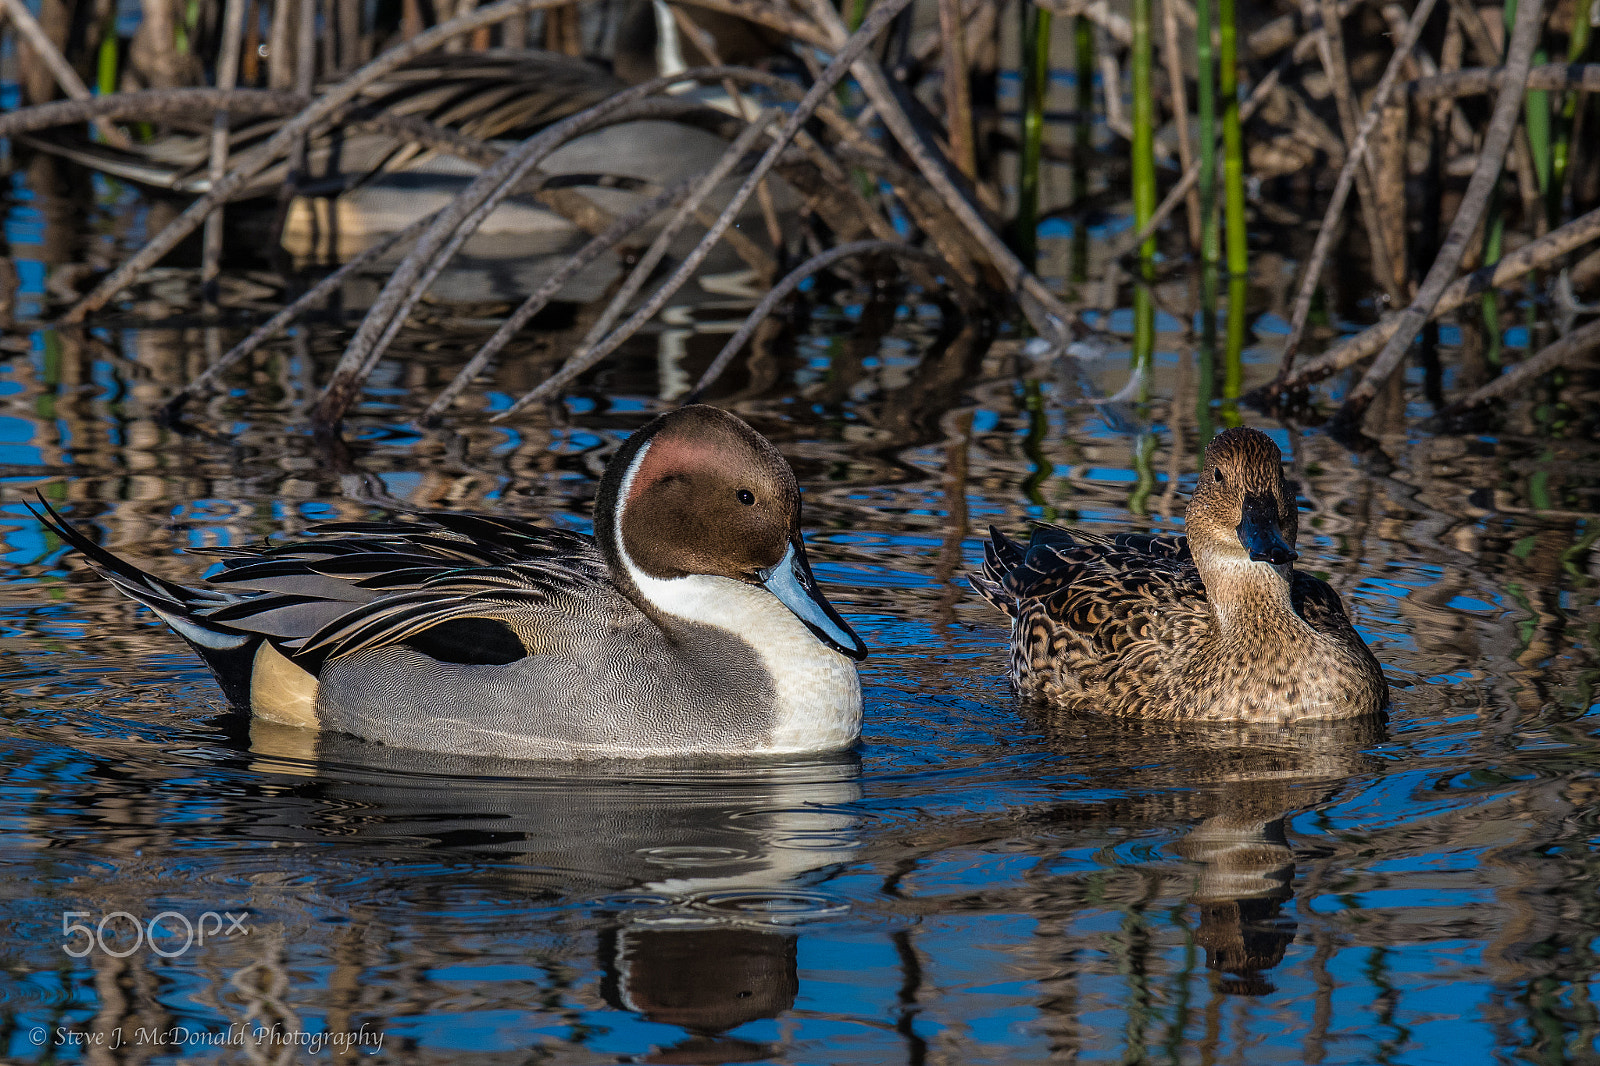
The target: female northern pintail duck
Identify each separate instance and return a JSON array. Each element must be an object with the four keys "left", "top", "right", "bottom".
[
  {"left": 973, "top": 427, "right": 1386, "bottom": 722},
  {"left": 35, "top": 406, "right": 867, "bottom": 759}
]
